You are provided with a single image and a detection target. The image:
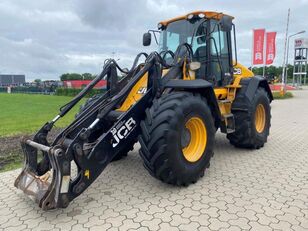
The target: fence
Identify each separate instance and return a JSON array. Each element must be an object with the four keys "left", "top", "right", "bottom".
[
  {"left": 0, "top": 86, "right": 55, "bottom": 95},
  {"left": 55, "top": 88, "right": 106, "bottom": 97},
  {"left": 0, "top": 87, "right": 106, "bottom": 97}
]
